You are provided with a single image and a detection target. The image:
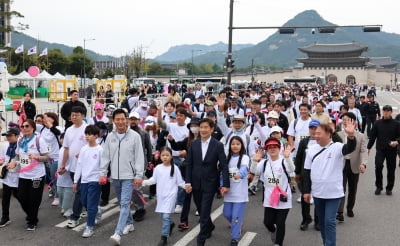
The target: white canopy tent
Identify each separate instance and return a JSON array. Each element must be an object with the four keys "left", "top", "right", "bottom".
[
  {"left": 36, "top": 70, "right": 53, "bottom": 80},
  {"left": 53, "top": 72, "right": 66, "bottom": 79}
]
